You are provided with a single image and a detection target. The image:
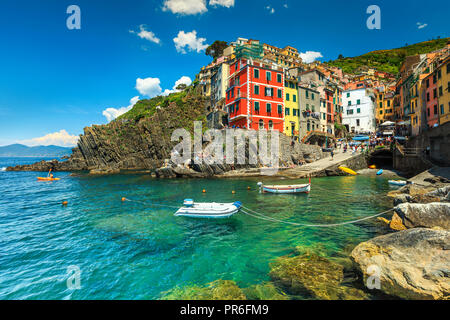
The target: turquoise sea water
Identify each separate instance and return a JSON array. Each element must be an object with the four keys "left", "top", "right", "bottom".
[{"left": 0, "top": 157, "right": 393, "bottom": 299}]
